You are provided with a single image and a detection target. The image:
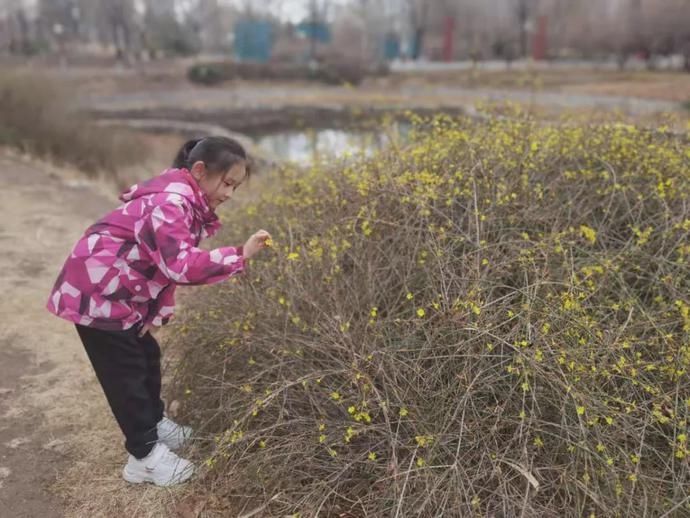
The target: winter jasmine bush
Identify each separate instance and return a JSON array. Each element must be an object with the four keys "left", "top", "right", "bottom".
[{"left": 171, "top": 113, "right": 690, "bottom": 517}]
